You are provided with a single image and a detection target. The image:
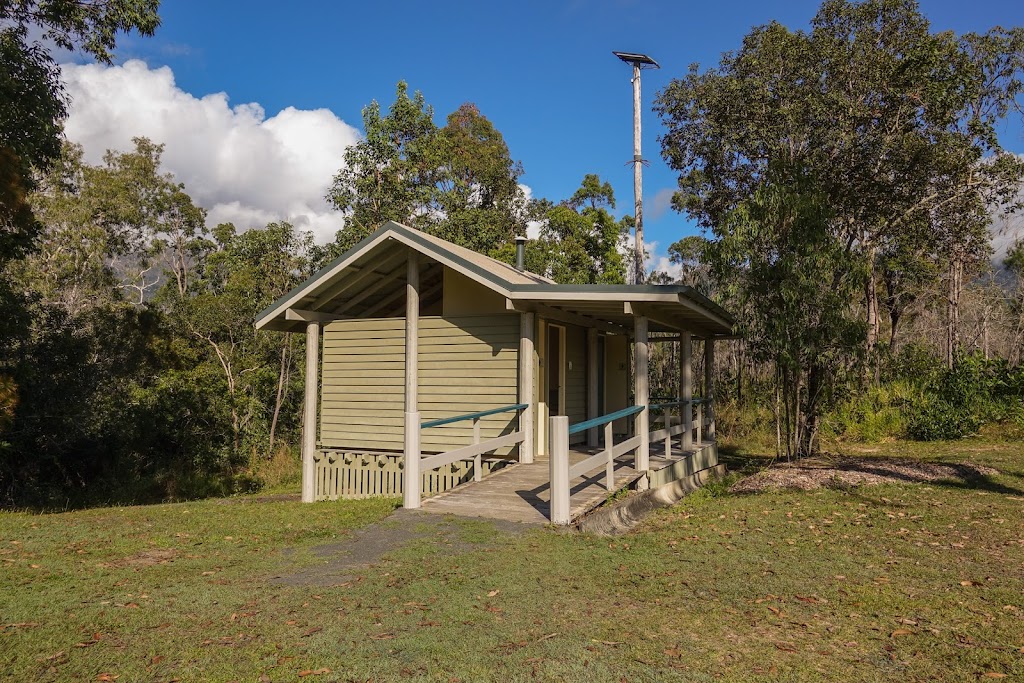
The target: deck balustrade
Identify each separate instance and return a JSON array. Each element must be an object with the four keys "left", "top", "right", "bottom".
[
  {"left": 403, "top": 403, "right": 528, "bottom": 509},
  {"left": 548, "top": 397, "right": 716, "bottom": 525}
]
